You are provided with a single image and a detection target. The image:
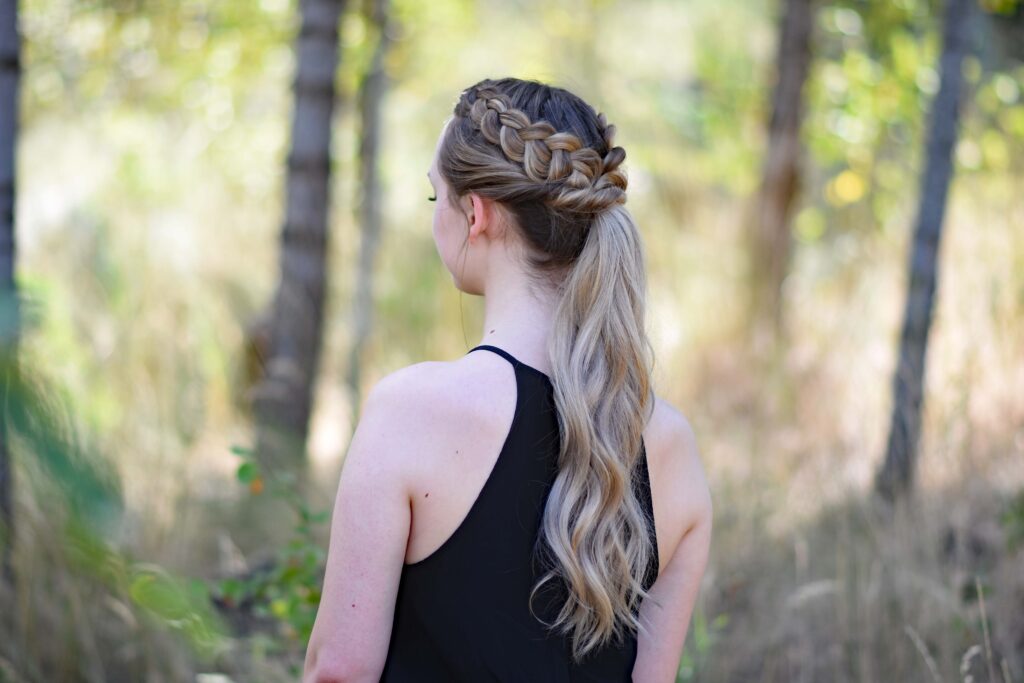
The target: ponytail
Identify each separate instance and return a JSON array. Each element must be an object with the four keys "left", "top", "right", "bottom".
[{"left": 529, "top": 203, "right": 659, "bottom": 660}]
